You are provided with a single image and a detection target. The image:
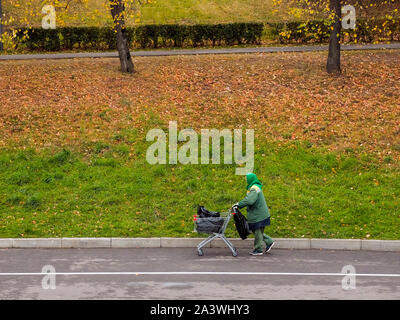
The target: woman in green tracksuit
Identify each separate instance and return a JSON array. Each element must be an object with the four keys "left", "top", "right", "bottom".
[{"left": 234, "top": 173, "right": 274, "bottom": 256}]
